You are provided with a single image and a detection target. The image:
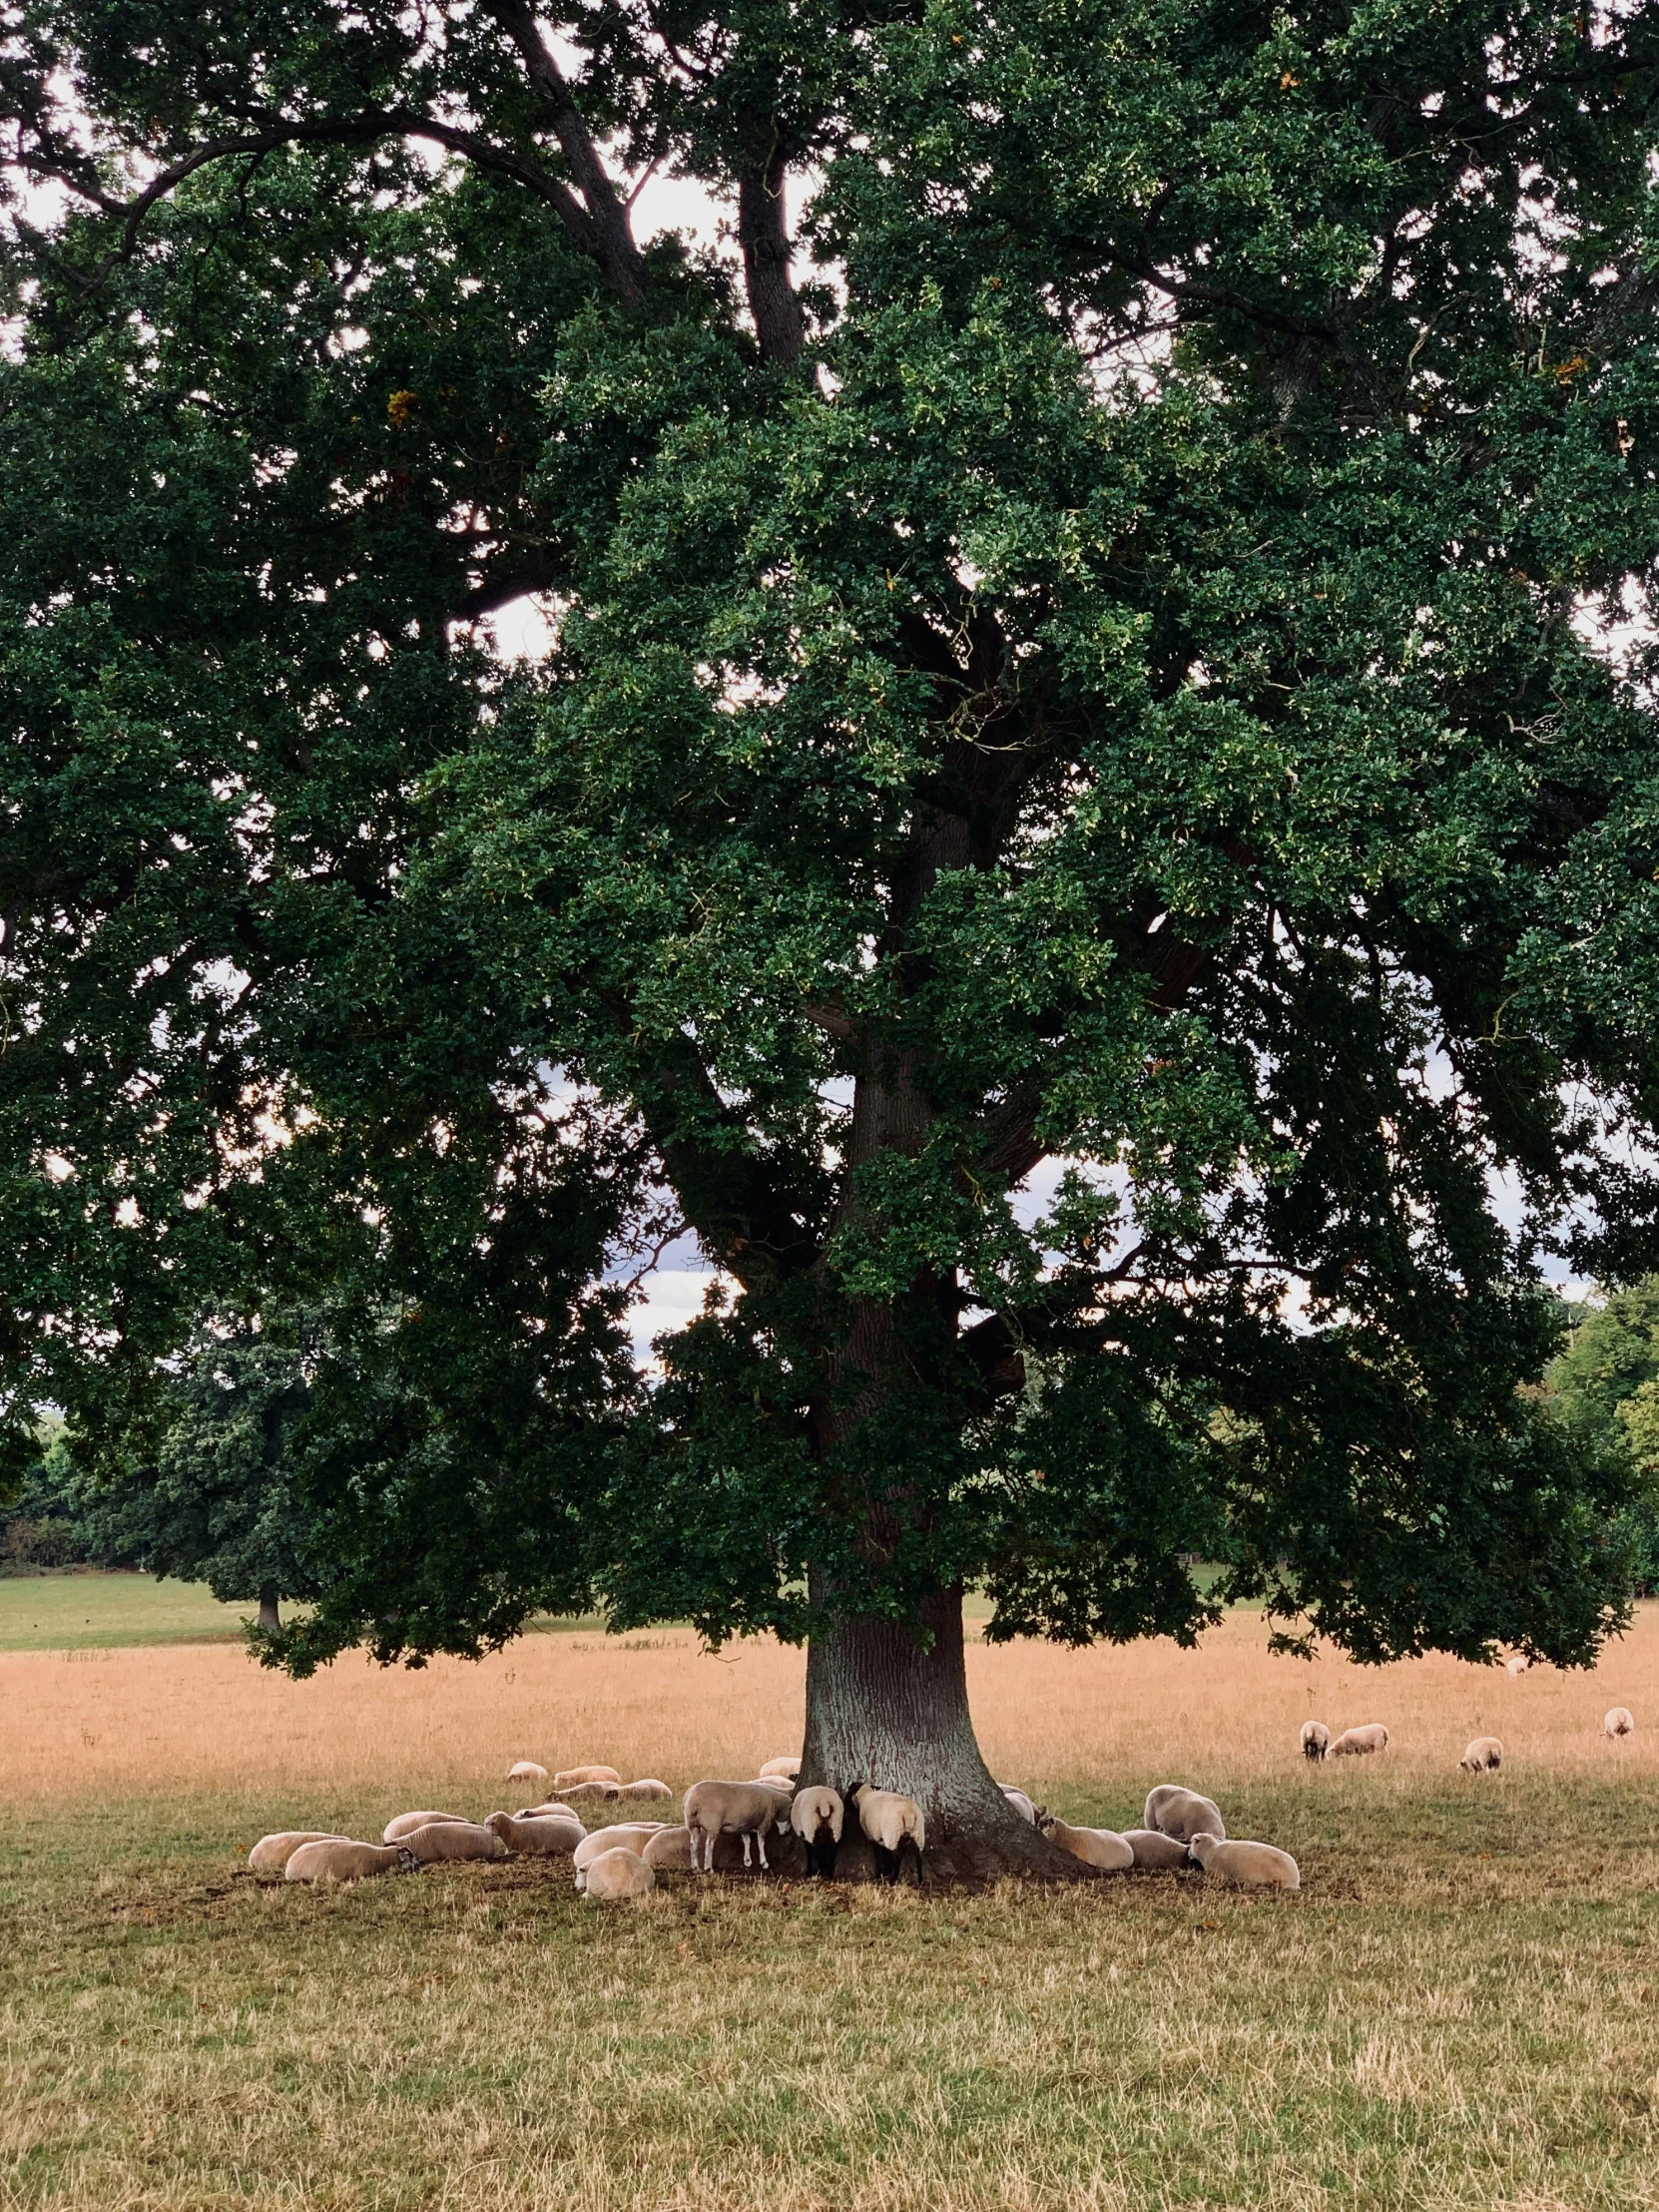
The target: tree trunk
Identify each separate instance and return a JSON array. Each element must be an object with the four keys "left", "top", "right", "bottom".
[
  {"left": 799, "top": 1581, "right": 1090, "bottom": 1886},
  {"left": 258, "top": 1590, "right": 281, "bottom": 1634}
]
